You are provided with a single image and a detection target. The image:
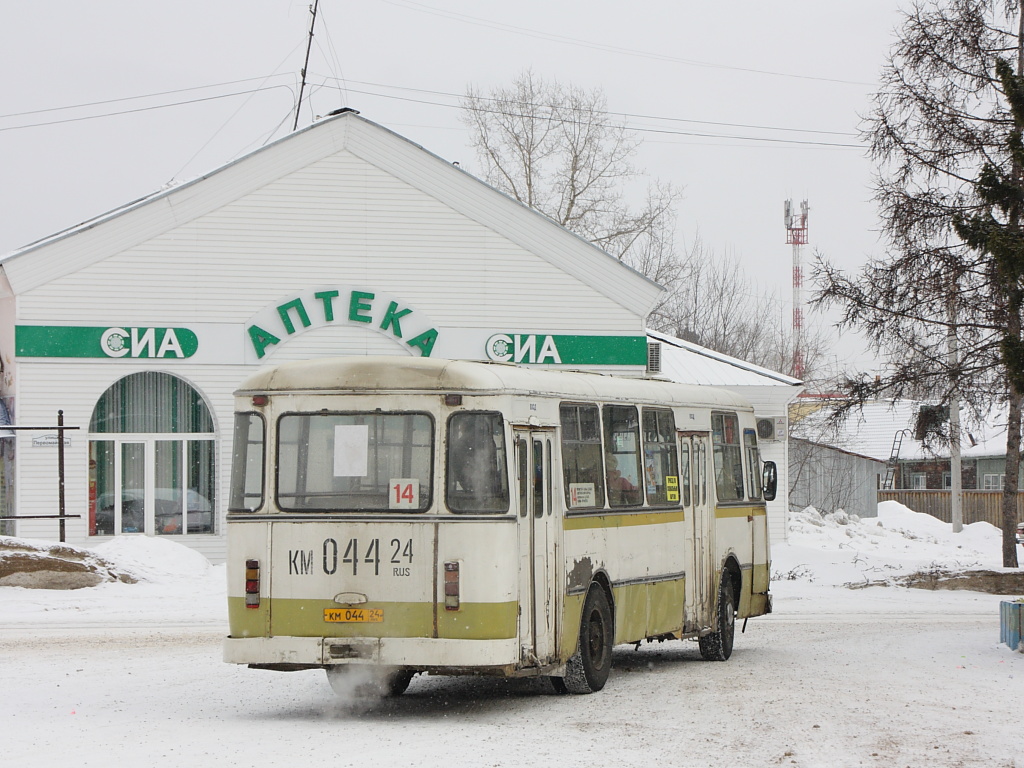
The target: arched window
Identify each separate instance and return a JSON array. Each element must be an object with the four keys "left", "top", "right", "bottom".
[{"left": 89, "top": 373, "right": 216, "bottom": 537}]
